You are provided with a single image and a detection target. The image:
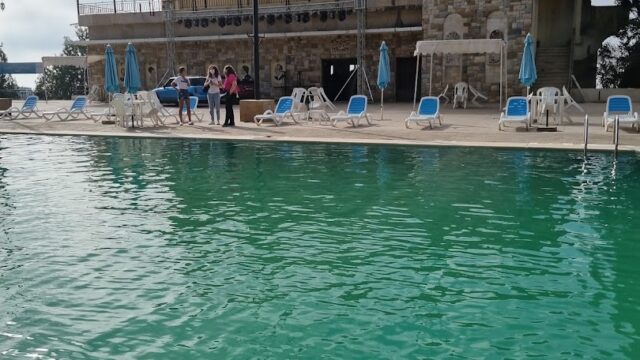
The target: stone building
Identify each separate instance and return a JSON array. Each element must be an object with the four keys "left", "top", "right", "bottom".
[{"left": 76, "top": 0, "right": 625, "bottom": 102}]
